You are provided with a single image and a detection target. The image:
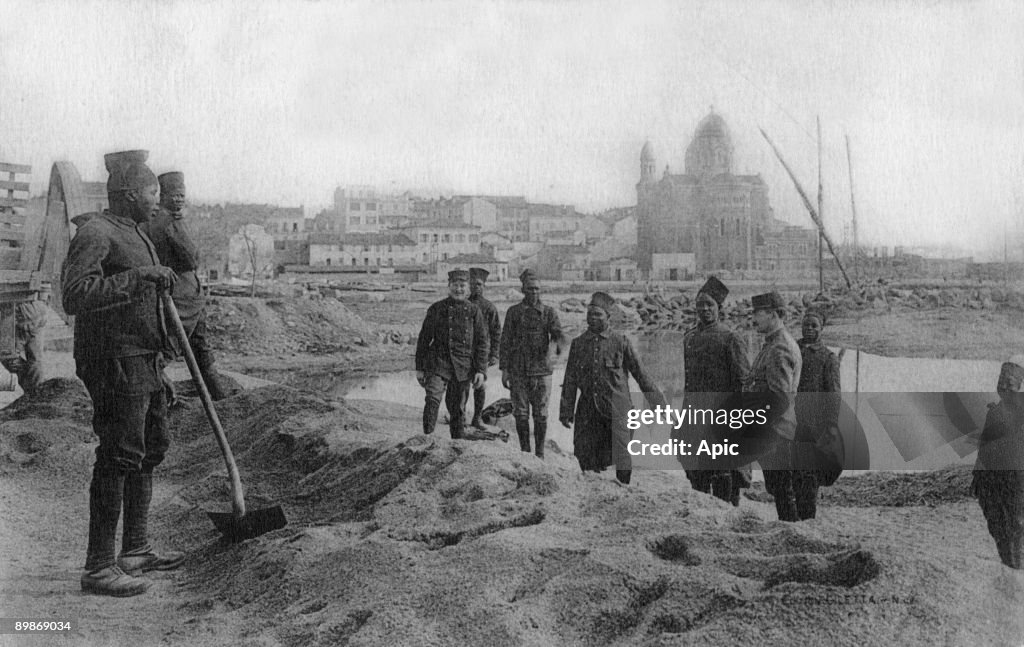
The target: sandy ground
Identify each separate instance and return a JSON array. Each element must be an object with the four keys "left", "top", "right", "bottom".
[{"left": 2, "top": 291, "right": 1024, "bottom": 646}]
